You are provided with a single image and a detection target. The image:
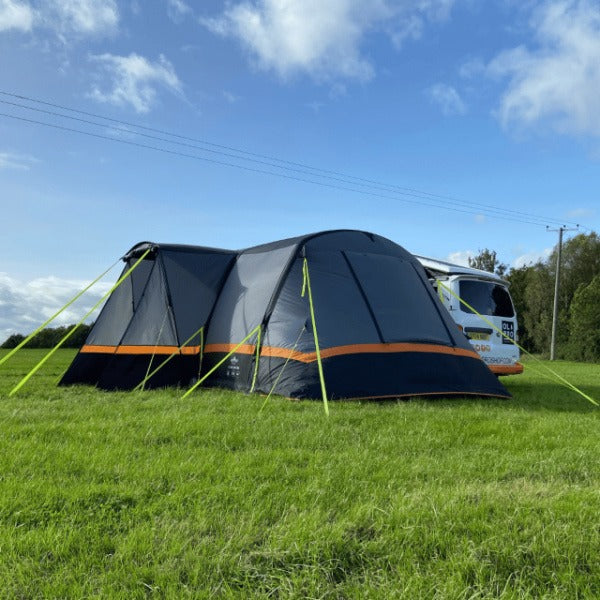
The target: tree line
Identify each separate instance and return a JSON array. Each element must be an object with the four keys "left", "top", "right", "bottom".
[
  {"left": 469, "top": 232, "right": 600, "bottom": 362},
  {"left": 1, "top": 324, "right": 94, "bottom": 349}
]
